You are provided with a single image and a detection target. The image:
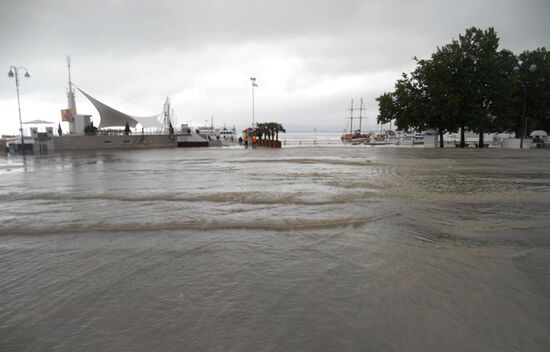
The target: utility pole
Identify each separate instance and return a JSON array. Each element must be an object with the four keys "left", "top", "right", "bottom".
[
  {"left": 8, "top": 65, "right": 31, "bottom": 155},
  {"left": 250, "top": 77, "right": 257, "bottom": 126}
]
